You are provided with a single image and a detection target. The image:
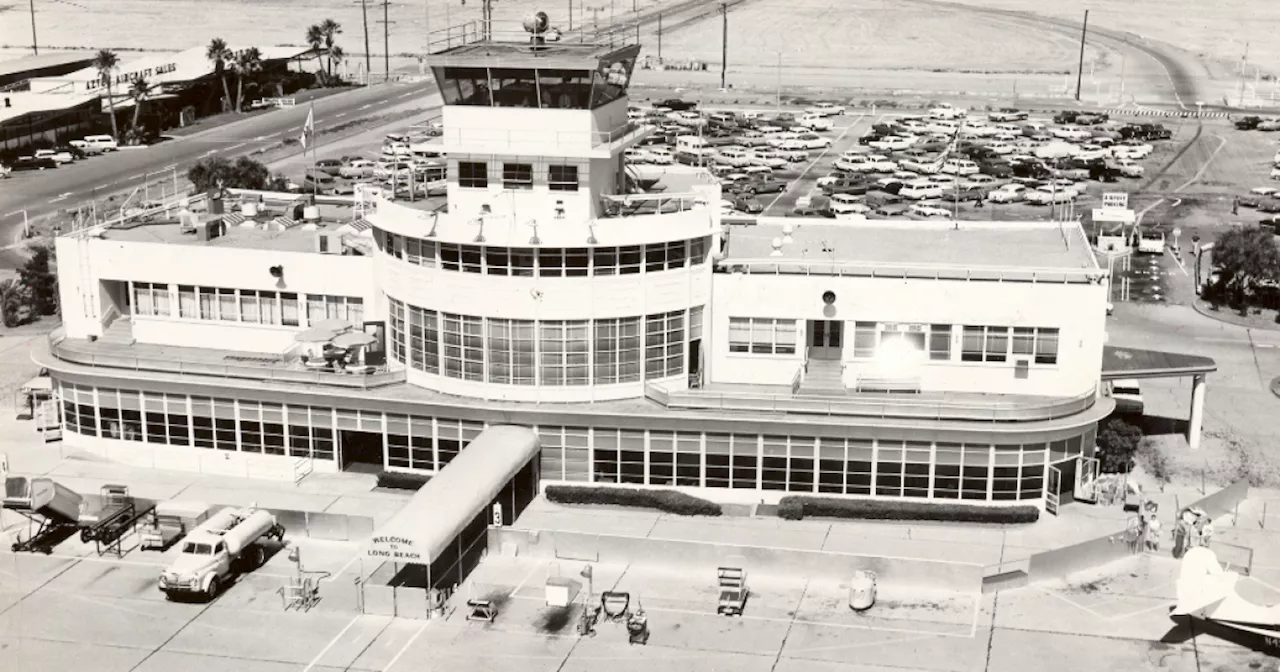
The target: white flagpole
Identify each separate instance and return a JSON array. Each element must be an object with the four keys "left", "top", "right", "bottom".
[{"left": 309, "top": 102, "right": 318, "bottom": 199}]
